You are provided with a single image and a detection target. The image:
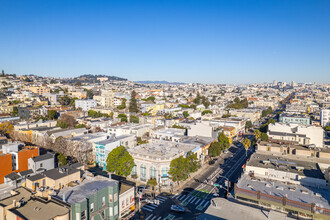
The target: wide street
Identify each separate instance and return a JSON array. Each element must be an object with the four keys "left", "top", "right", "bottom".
[{"left": 137, "top": 139, "right": 255, "bottom": 220}]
